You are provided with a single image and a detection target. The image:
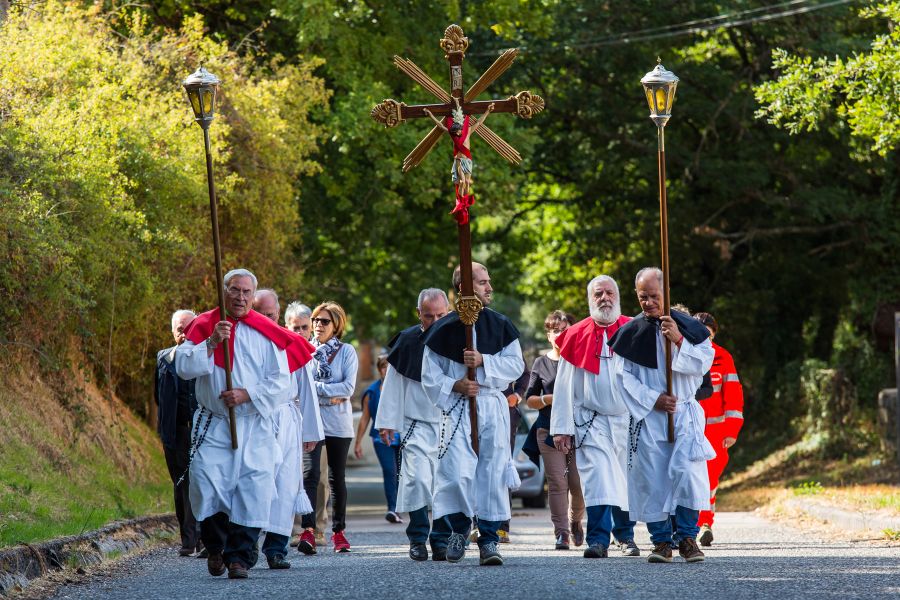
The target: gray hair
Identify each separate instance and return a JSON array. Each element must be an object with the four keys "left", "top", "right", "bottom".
[
  {"left": 284, "top": 301, "right": 312, "bottom": 321},
  {"left": 586, "top": 275, "right": 619, "bottom": 304},
  {"left": 223, "top": 268, "right": 258, "bottom": 291},
  {"left": 254, "top": 288, "right": 279, "bottom": 304},
  {"left": 417, "top": 288, "right": 450, "bottom": 311},
  {"left": 171, "top": 309, "right": 196, "bottom": 330},
  {"left": 634, "top": 267, "right": 663, "bottom": 288}
]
